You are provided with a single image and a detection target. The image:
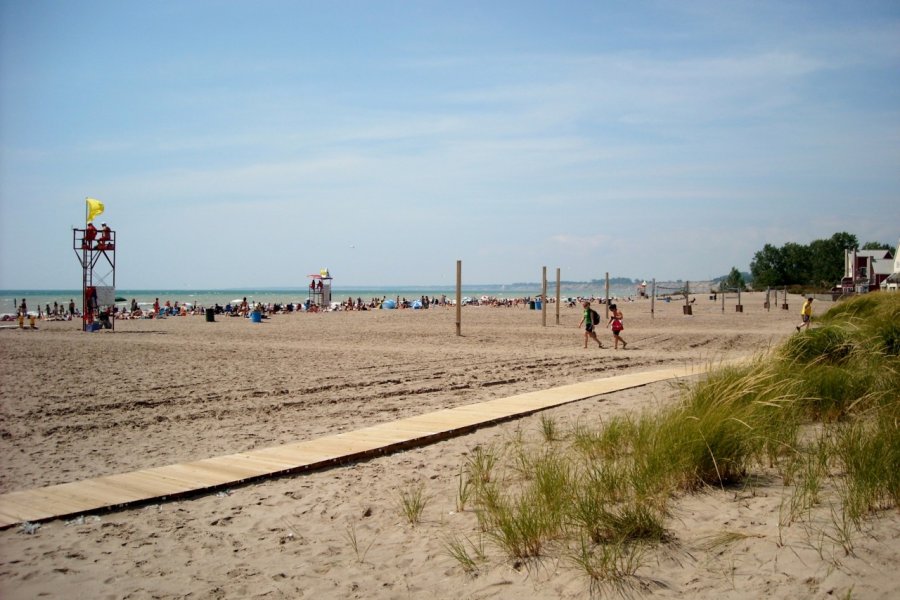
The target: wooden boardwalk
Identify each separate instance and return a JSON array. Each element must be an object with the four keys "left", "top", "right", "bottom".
[{"left": 0, "top": 363, "right": 711, "bottom": 528}]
